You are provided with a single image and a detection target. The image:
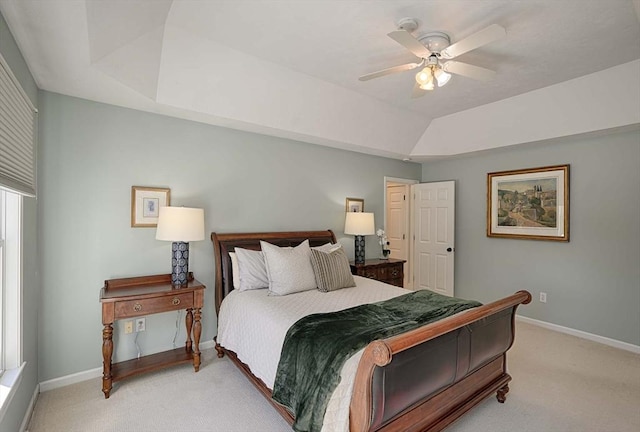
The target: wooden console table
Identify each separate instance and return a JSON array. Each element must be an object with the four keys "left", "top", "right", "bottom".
[{"left": 100, "top": 273, "right": 205, "bottom": 398}]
